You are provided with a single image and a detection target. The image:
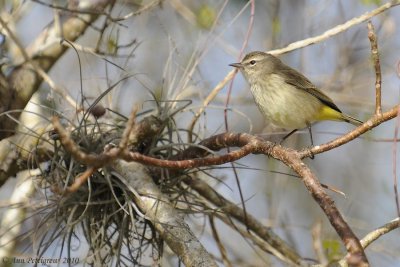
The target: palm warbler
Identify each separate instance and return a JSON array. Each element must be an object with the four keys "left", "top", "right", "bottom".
[{"left": 230, "top": 51, "right": 362, "bottom": 144}]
